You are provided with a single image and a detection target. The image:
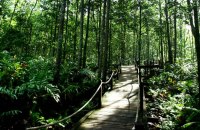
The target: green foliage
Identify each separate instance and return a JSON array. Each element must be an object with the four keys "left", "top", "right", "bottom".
[
  {"left": 0, "top": 87, "right": 17, "bottom": 99},
  {"left": 0, "top": 28, "right": 26, "bottom": 52},
  {"left": 0, "top": 110, "right": 22, "bottom": 118},
  {"left": 147, "top": 62, "right": 200, "bottom": 130},
  {"left": 16, "top": 80, "right": 60, "bottom": 102},
  {"left": 0, "top": 51, "right": 27, "bottom": 88},
  {"left": 0, "top": 52, "right": 61, "bottom": 128},
  {"left": 27, "top": 56, "right": 54, "bottom": 82}
]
